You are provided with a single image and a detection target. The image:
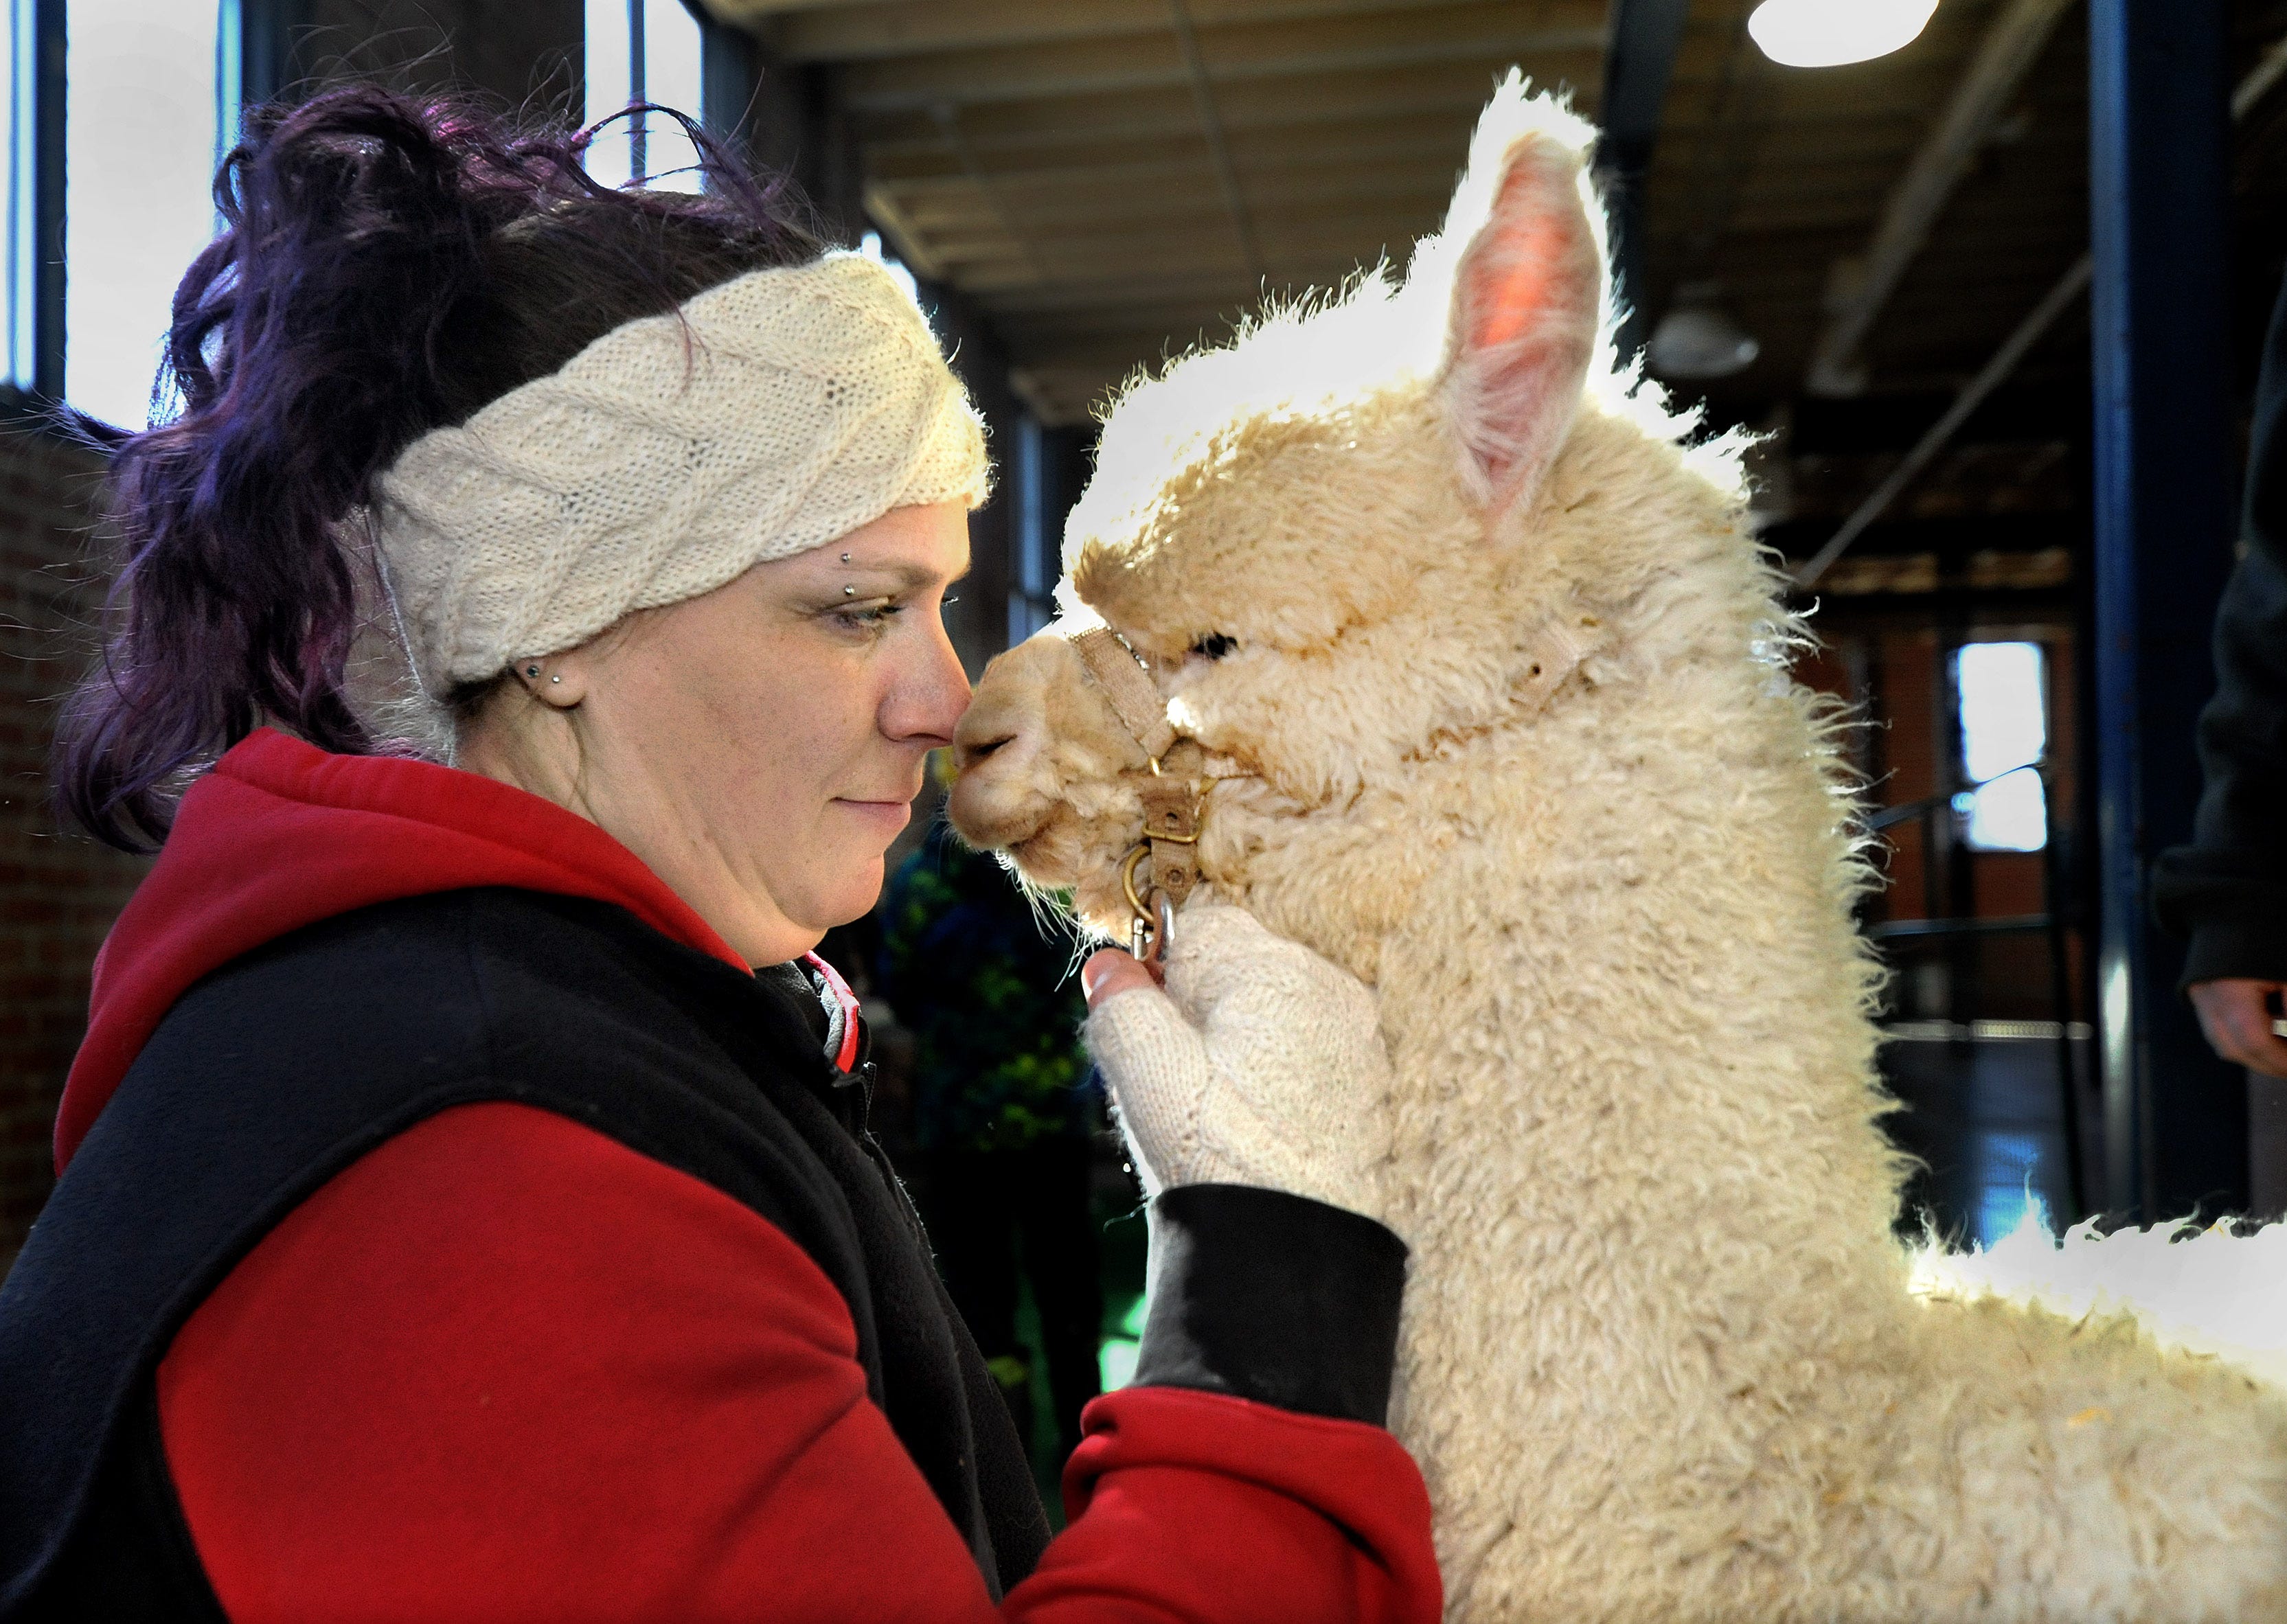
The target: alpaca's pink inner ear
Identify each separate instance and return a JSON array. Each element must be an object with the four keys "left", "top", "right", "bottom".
[
  {"left": 1468, "top": 167, "right": 1577, "bottom": 354},
  {"left": 1447, "top": 140, "right": 1600, "bottom": 510}
]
